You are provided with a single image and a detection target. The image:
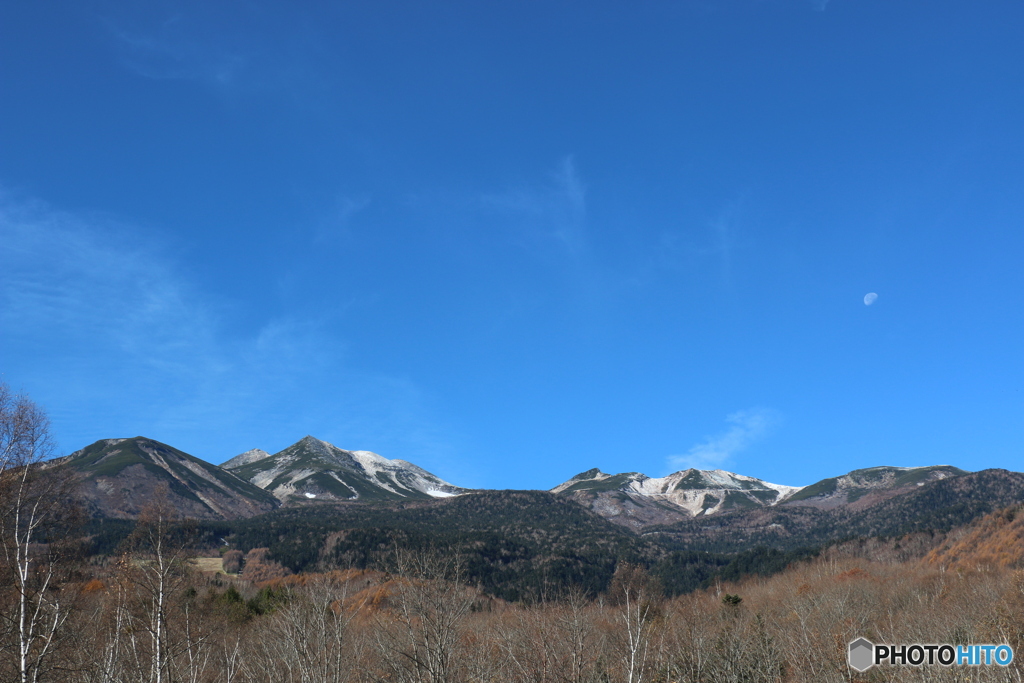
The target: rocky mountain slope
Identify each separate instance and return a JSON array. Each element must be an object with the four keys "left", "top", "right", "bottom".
[
  {"left": 648, "top": 468, "right": 1024, "bottom": 553},
  {"left": 221, "top": 448, "right": 271, "bottom": 469},
  {"left": 782, "top": 465, "right": 966, "bottom": 509},
  {"left": 223, "top": 435, "right": 467, "bottom": 503},
  {"left": 553, "top": 467, "right": 798, "bottom": 527},
  {"left": 63, "top": 437, "right": 280, "bottom": 520},
  {"left": 552, "top": 464, "right": 969, "bottom": 529}
]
